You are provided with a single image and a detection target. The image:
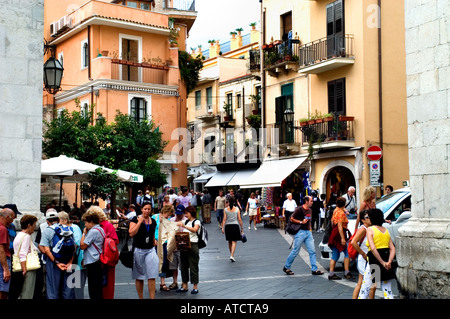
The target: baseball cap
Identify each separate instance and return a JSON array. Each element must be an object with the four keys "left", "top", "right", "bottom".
[
  {"left": 46, "top": 209, "right": 59, "bottom": 220},
  {"left": 175, "top": 205, "right": 185, "bottom": 215},
  {"left": 1, "top": 204, "right": 21, "bottom": 215}
]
